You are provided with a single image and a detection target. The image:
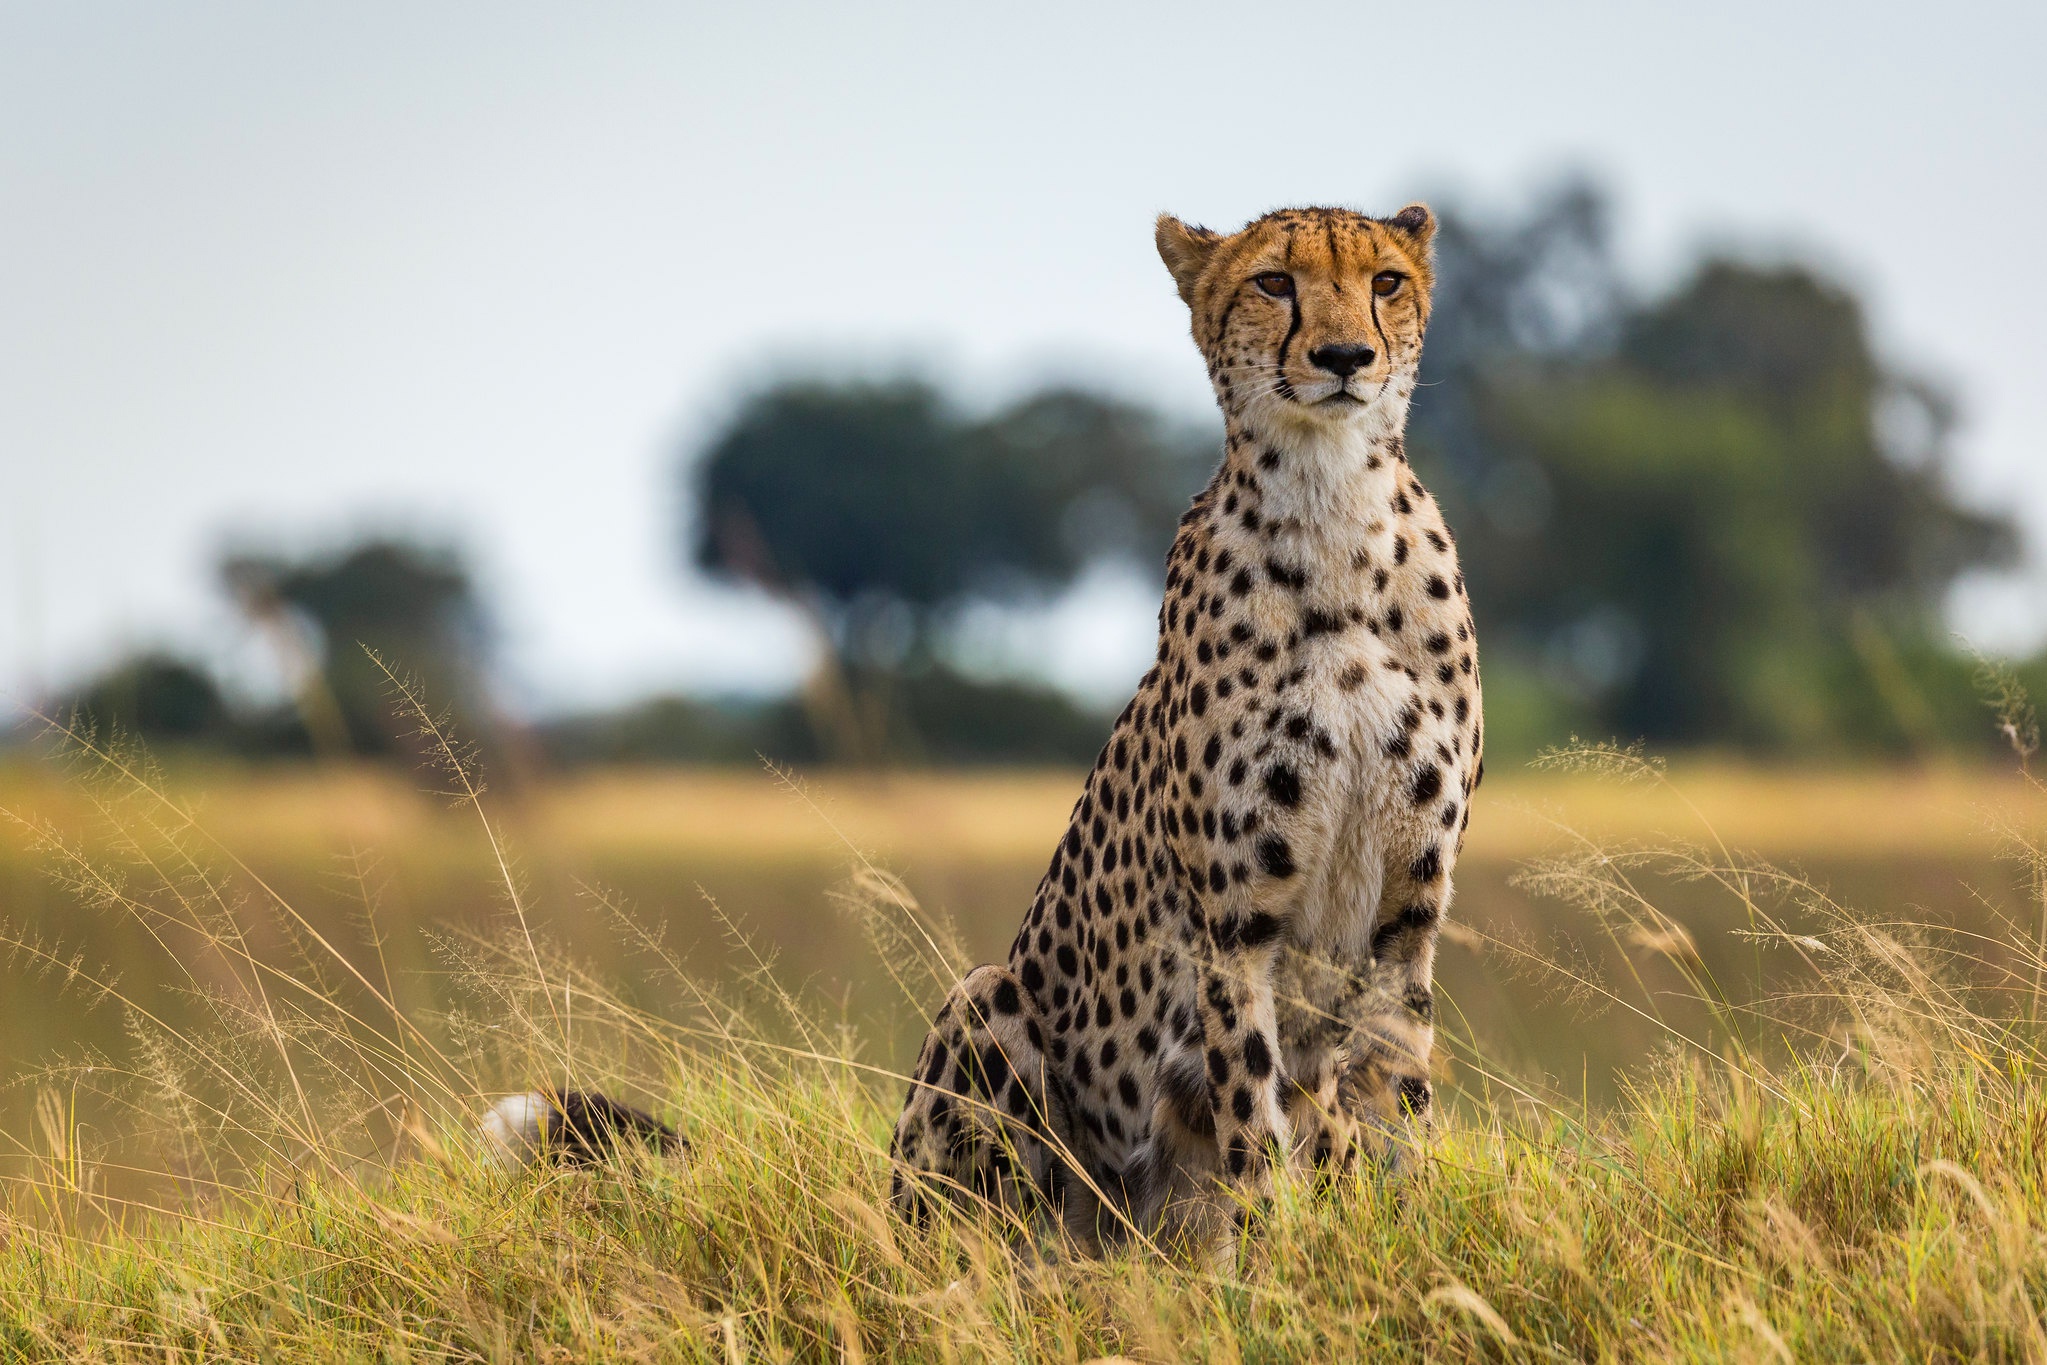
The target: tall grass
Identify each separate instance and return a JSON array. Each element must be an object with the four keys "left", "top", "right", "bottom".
[{"left": 4, "top": 670, "right": 2047, "bottom": 1361}]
